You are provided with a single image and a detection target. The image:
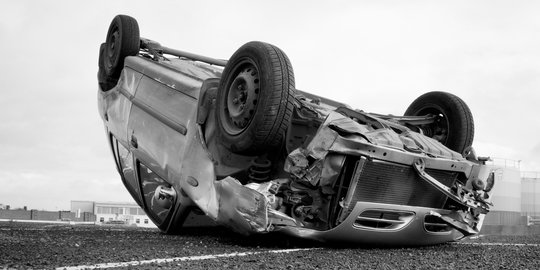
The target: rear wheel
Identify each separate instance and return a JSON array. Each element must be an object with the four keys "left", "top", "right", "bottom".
[
  {"left": 404, "top": 91, "right": 474, "bottom": 154},
  {"left": 103, "top": 15, "right": 140, "bottom": 80},
  {"left": 216, "top": 41, "right": 295, "bottom": 155}
]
